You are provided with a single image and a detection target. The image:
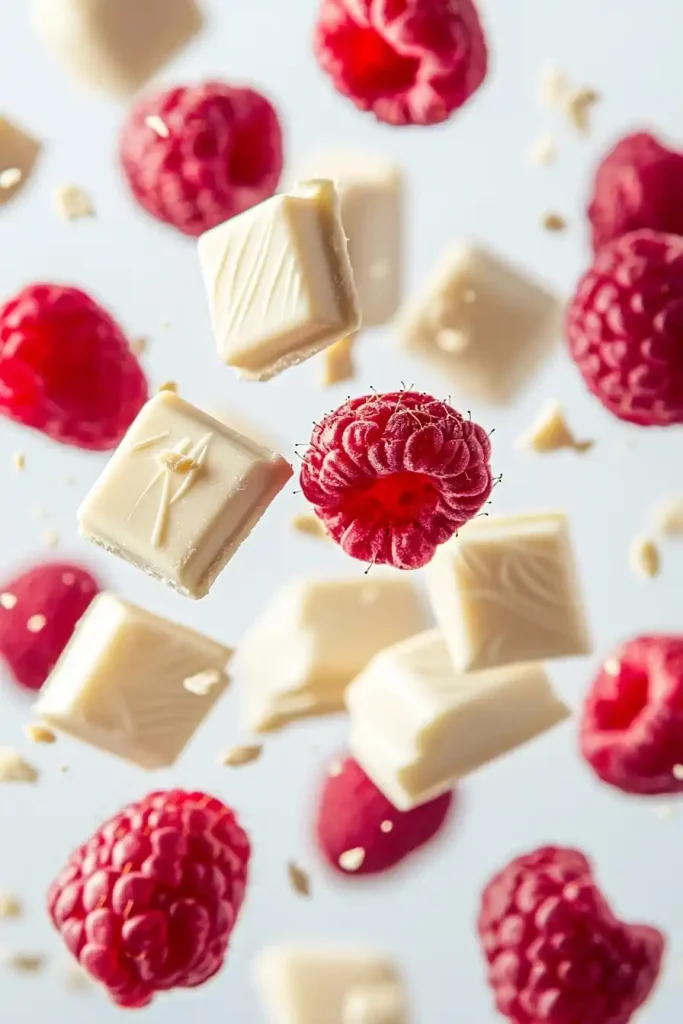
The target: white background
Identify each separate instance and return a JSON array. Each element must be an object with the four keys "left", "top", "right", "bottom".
[{"left": 1, "top": 0, "right": 682, "bottom": 1021}]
